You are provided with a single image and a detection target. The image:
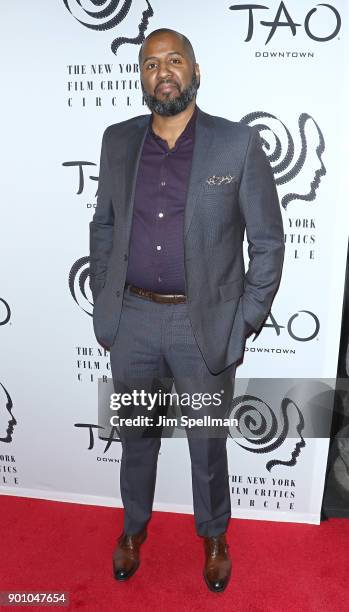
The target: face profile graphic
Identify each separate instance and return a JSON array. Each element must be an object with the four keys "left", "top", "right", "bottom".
[
  {"left": 63, "top": 0, "right": 154, "bottom": 56},
  {"left": 0, "top": 298, "right": 11, "bottom": 326},
  {"left": 240, "top": 111, "right": 326, "bottom": 210},
  {"left": 228, "top": 394, "right": 306, "bottom": 472},
  {"left": 0, "top": 383, "right": 17, "bottom": 443},
  {"left": 69, "top": 256, "right": 94, "bottom": 316}
]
